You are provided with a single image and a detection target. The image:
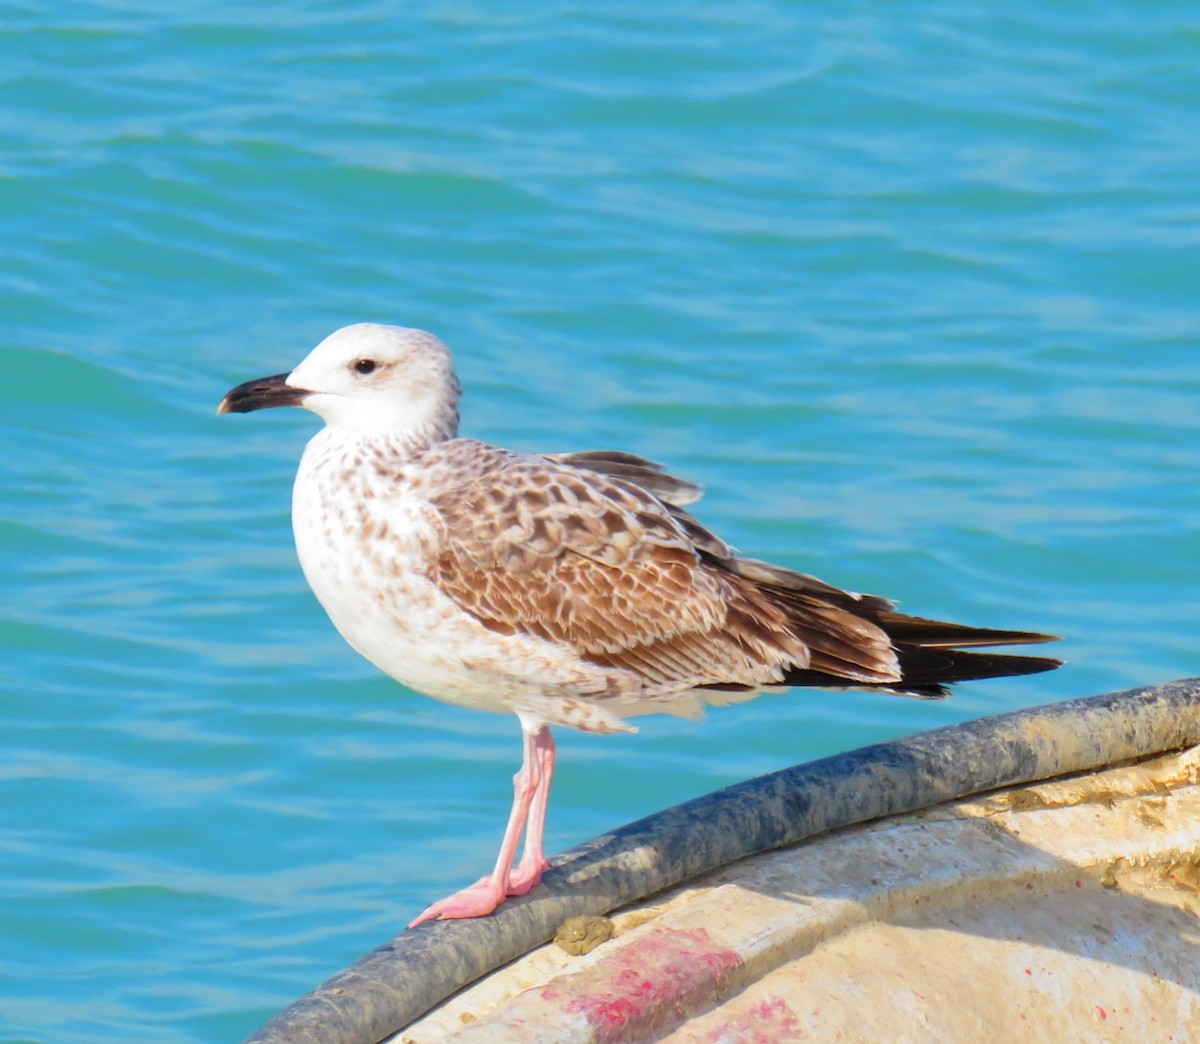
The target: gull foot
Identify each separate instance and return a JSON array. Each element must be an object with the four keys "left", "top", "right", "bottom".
[
  {"left": 505, "top": 857, "right": 551, "bottom": 897},
  {"left": 409, "top": 876, "right": 507, "bottom": 927}
]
